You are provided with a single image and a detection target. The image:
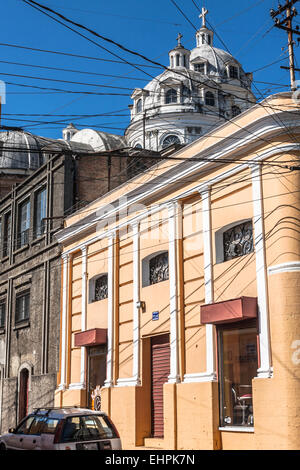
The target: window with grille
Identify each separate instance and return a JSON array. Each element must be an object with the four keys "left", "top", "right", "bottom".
[
  {"left": 194, "top": 63, "right": 205, "bottom": 73},
  {"left": 223, "top": 221, "right": 253, "bottom": 262},
  {"left": 15, "top": 290, "right": 30, "bottom": 324},
  {"left": 149, "top": 252, "right": 169, "bottom": 285},
  {"left": 94, "top": 275, "right": 108, "bottom": 301}
]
